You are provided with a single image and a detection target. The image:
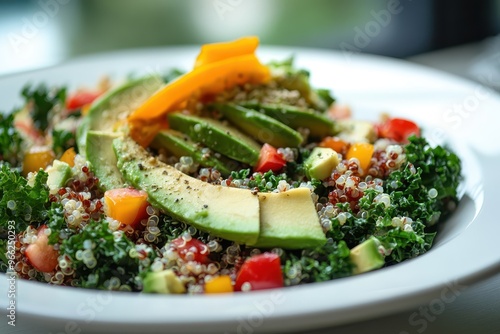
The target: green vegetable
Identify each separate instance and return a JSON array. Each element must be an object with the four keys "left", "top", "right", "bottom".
[
  {"left": 283, "top": 240, "right": 352, "bottom": 284},
  {"left": 52, "top": 129, "right": 76, "bottom": 156},
  {"left": 163, "top": 68, "right": 185, "bottom": 83},
  {"left": 0, "top": 112, "right": 24, "bottom": 167},
  {"left": 46, "top": 203, "right": 68, "bottom": 245},
  {"left": 60, "top": 220, "right": 153, "bottom": 290},
  {"left": 230, "top": 169, "right": 289, "bottom": 192},
  {"left": 0, "top": 239, "right": 7, "bottom": 272},
  {"left": 404, "top": 136, "right": 462, "bottom": 220},
  {"left": 327, "top": 137, "right": 461, "bottom": 264},
  {"left": 268, "top": 57, "right": 330, "bottom": 111},
  {"left": 22, "top": 84, "right": 66, "bottom": 132},
  {"left": 0, "top": 164, "right": 50, "bottom": 234}
]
